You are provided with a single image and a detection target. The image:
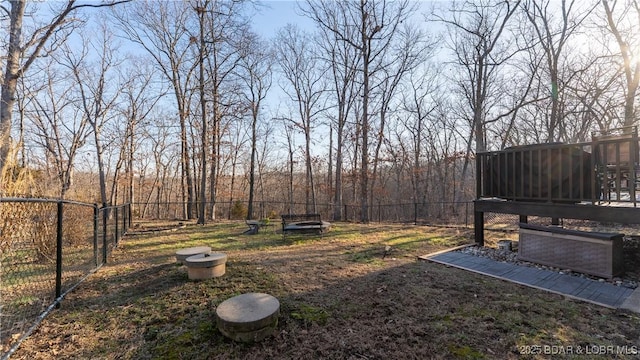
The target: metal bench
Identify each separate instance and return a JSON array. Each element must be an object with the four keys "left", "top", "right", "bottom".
[{"left": 280, "top": 214, "right": 330, "bottom": 239}]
